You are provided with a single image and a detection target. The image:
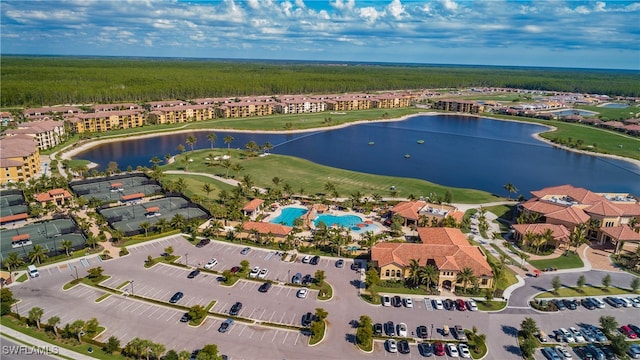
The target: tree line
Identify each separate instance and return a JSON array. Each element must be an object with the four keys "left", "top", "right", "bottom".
[{"left": 2, "top": 56, "right": 639, "bottom": 108}]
